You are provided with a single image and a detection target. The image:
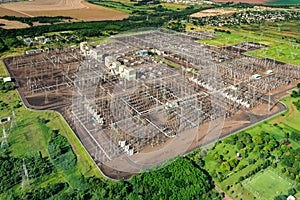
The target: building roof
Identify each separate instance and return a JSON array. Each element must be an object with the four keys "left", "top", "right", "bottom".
[{"left": 3, "top": 77, "right": 12, "bottom": 83}]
